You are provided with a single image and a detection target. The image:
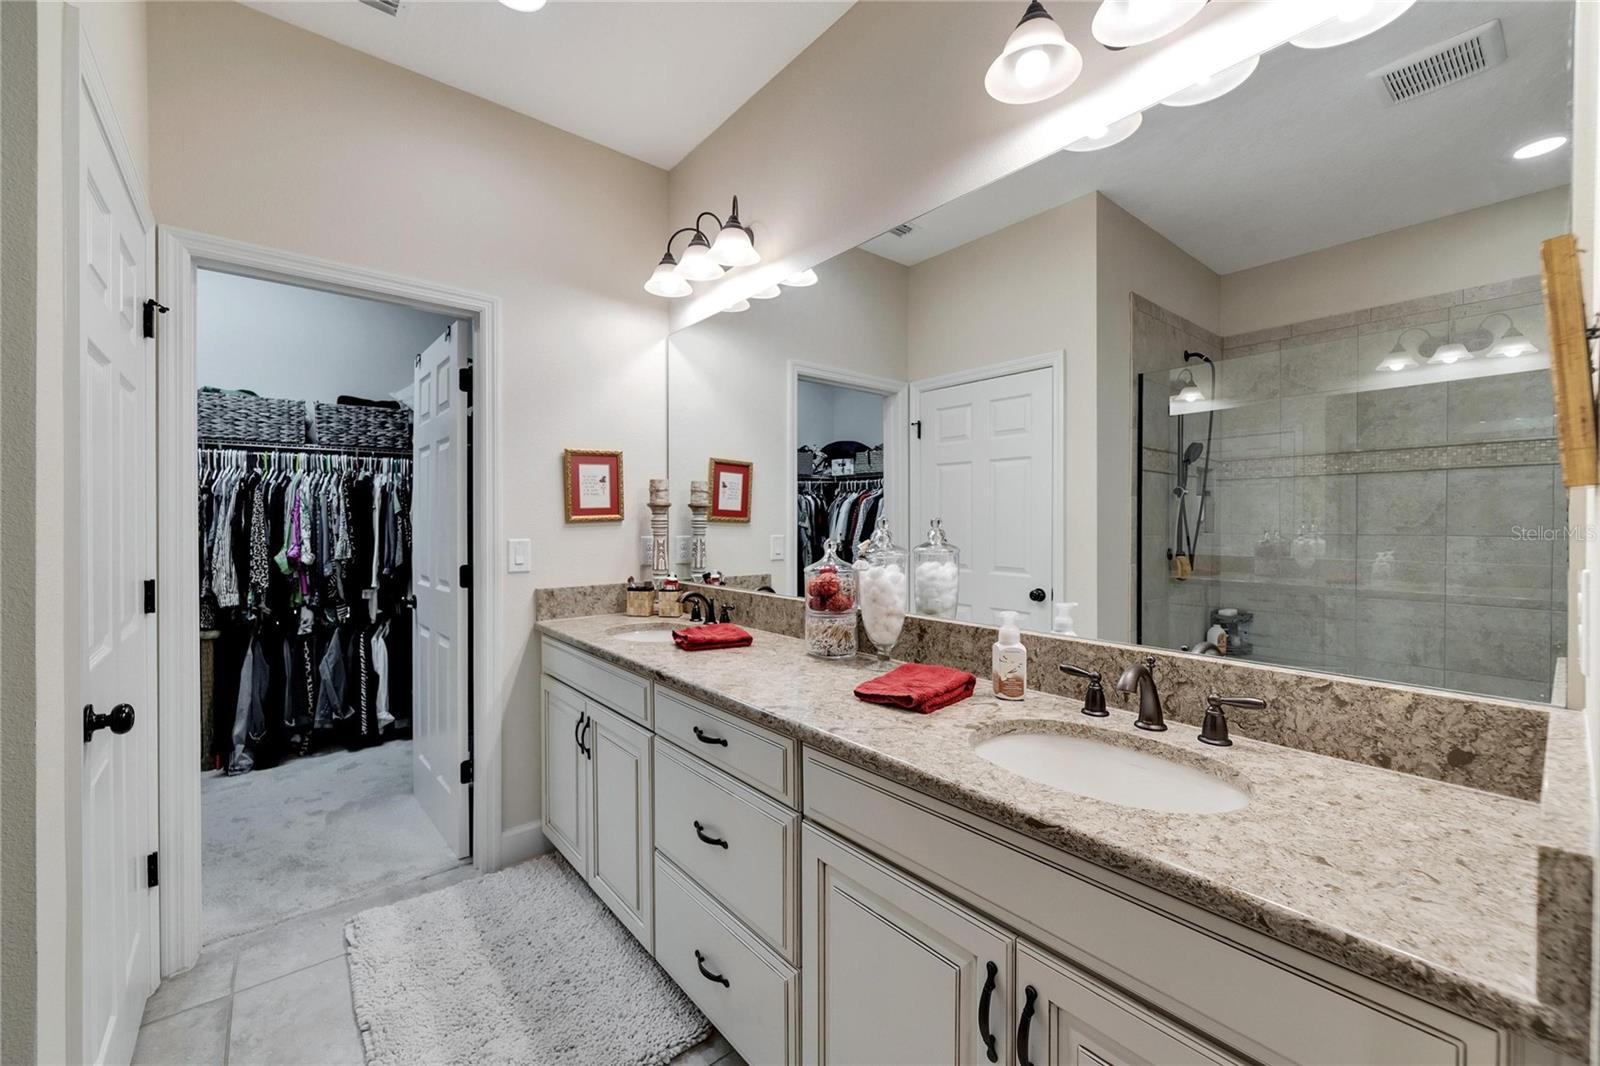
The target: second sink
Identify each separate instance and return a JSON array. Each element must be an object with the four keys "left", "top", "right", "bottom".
[
  {"left": 606, "top": 622, "right": 680, "bottom": 644},
  {"left": 972, "top": 728, "right": 1249, "bottom": 815}
]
